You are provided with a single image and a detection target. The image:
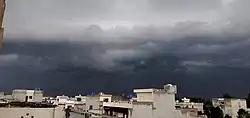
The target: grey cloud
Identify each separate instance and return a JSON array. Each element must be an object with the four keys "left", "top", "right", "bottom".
[
  {"left": 1, "top": 0, "right": 250, "bottom": 97},
  {"left": 181, "top": 61, "right": 214, "bottom": 66},
  {"left": 4, "top": 0, "right": 226, "bottom": 36}
]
